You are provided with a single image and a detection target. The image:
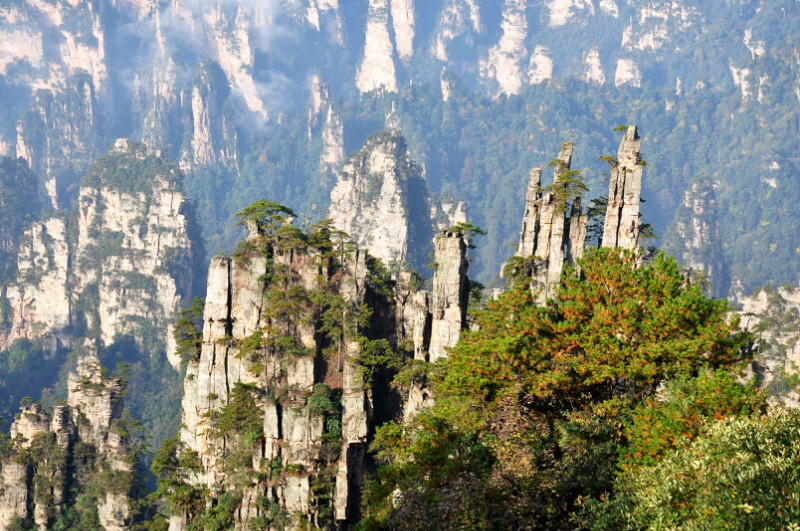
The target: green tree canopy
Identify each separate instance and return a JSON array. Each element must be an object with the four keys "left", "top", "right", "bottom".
[
  {"left": 235, "top": 199, "right": 296, "bottom": 237},
  {"left": 365, "top": 248, "right": 755, "bottom": 528}
]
